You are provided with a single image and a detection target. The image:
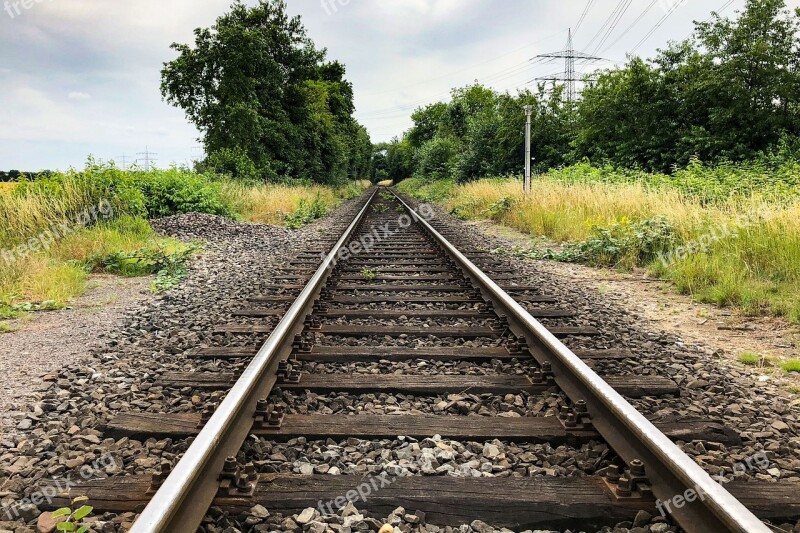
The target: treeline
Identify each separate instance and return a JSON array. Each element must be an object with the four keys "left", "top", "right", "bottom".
[
  {"left": 161, "top": 0, "right": 372, "bottom": 184},
  {"left": 0, "top": 171, "right": 51, "bottom": 181},
  {"left": 375, "top": 0, "right": 800, "bottom": 182}
]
